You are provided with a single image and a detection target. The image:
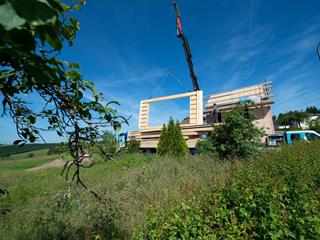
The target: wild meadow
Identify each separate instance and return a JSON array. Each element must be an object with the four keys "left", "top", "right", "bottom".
[{"left": 1, "top": 142, "right": 320, "bottom": 239}]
